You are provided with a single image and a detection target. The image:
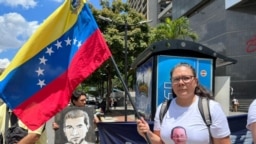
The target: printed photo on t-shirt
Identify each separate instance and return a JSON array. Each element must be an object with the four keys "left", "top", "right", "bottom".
[{"left": 170, "top": 126, "right": 187, "bottom": 144}]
